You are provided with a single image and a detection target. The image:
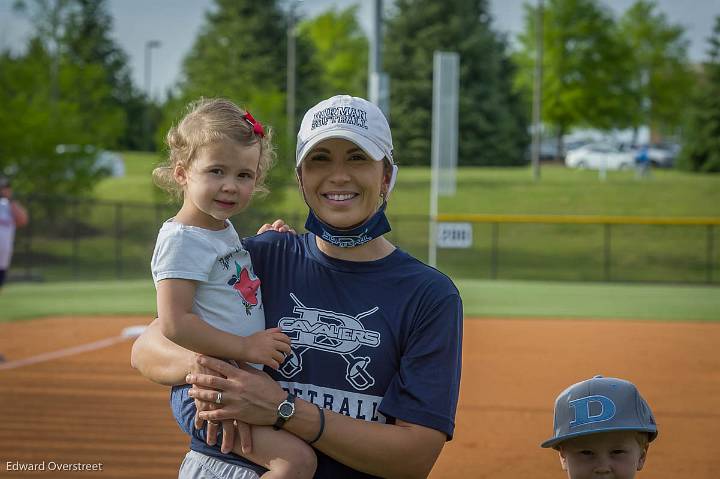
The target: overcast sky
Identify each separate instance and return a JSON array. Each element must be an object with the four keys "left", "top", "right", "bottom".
[{"left": 1, "top": 0, "right": 718, "bottom": 98}]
